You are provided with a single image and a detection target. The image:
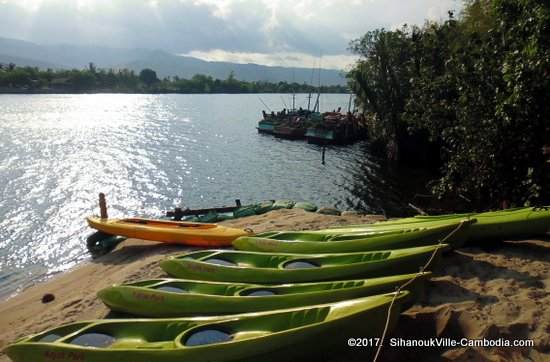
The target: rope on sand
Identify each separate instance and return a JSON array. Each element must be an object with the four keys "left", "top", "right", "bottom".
[{"left": 373, "top": 220, "right": 469, "bottom": 362}]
